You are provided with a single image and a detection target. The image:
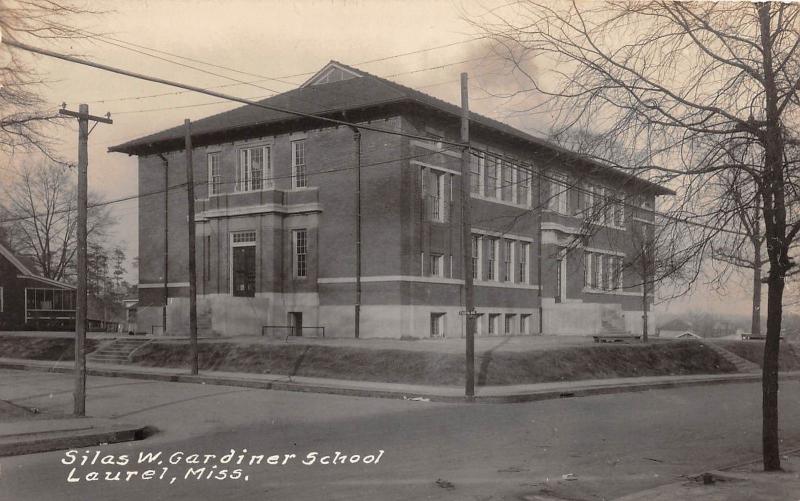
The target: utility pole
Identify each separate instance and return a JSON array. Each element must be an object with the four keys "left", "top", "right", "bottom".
[
  {"left": 459, "top": 73, "right": 475, "bottom": 400},
  {"left": 184, "top": 119, "right": 199, "bottom": 374},
  {"left": 352, "top": 127, "right": 362, "bottom": 339},
  {"left": 59, "top": 104, "right": 112, "bottom": 416}
]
